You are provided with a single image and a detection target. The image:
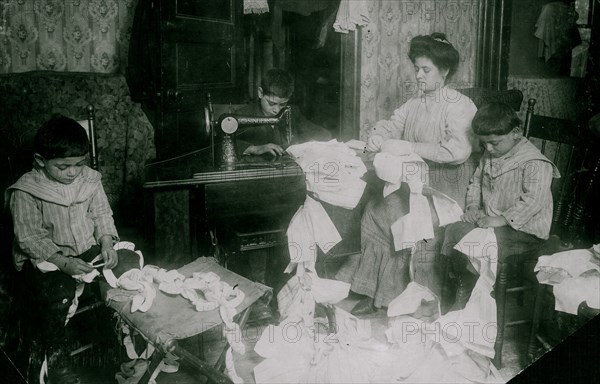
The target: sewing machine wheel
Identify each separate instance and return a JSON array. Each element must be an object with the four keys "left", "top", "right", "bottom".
[{"left": 220, "top": 116, "right": 239, "bottom": 134}]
